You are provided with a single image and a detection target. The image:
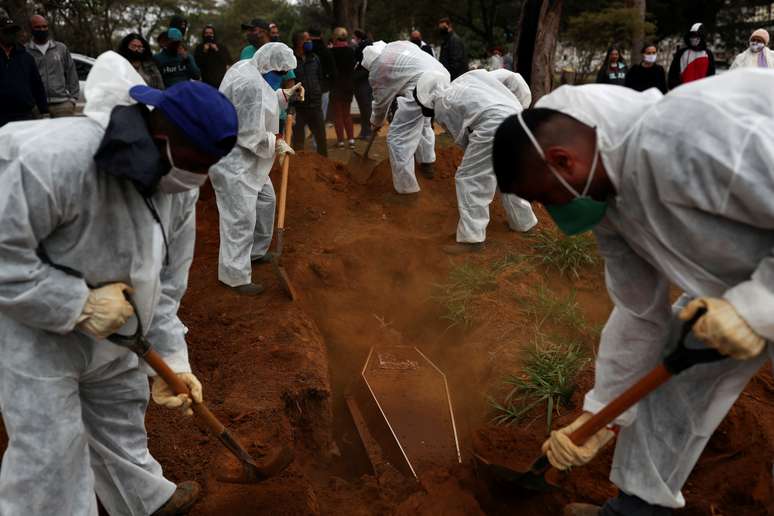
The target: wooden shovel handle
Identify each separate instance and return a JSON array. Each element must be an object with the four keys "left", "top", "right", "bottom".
[
  {"left": 143, "top": 349, "right": 226, "bottom": 434},
  {"left": 277, "top": 114, "right": 294, "bottom": 230},
  {"left": 568, "top": 364, "right": 672, "bottom": 445}
]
